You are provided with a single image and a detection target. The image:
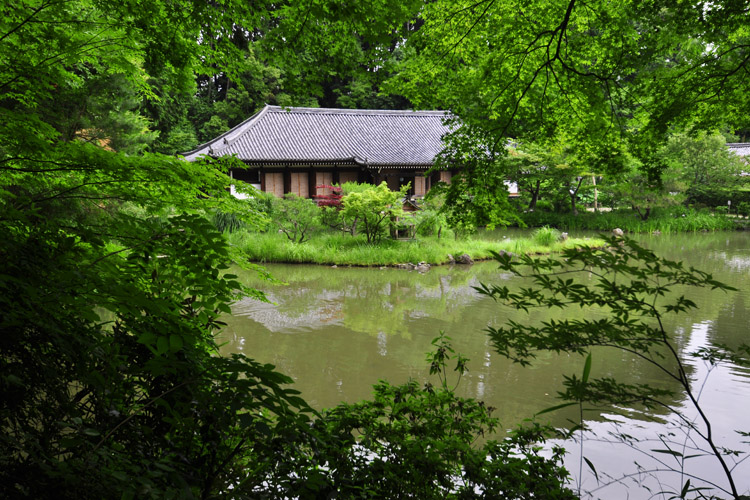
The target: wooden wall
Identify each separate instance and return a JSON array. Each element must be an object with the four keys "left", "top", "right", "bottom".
[
  {"left": 264, "top": 172, "right": 284, "bottom": 197},
  {"left": 258, "top": 167, "right": 445, "bottom": 198},
  {"left": 289, "top": 172, "right": 309, "bottom": 198}
]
